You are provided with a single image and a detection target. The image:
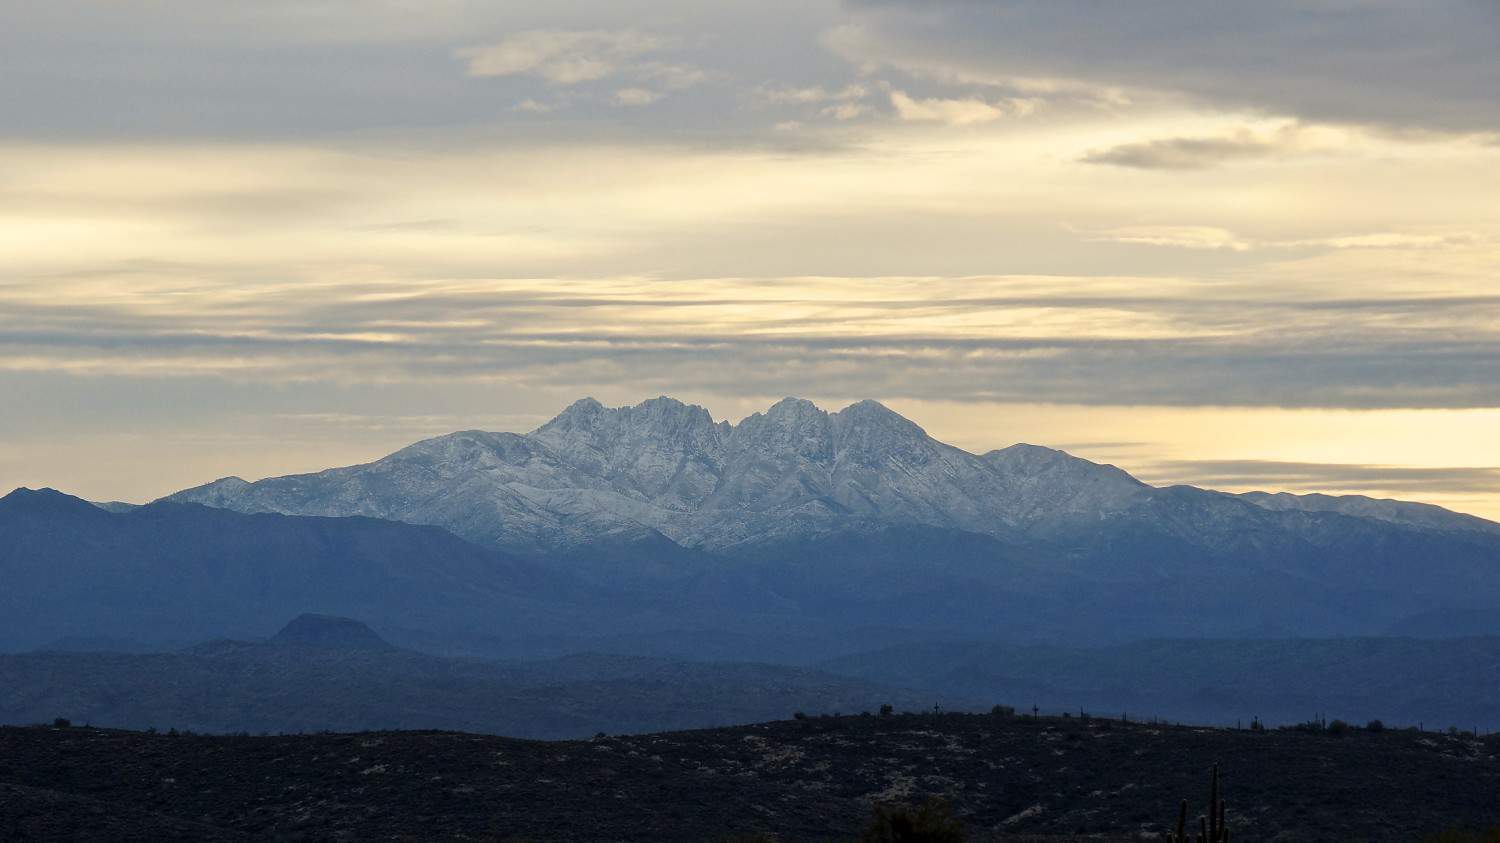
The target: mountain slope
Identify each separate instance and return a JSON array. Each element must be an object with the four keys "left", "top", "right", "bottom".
[{"left": 0, "top": 488, "right": 573, "bottom": 653}]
